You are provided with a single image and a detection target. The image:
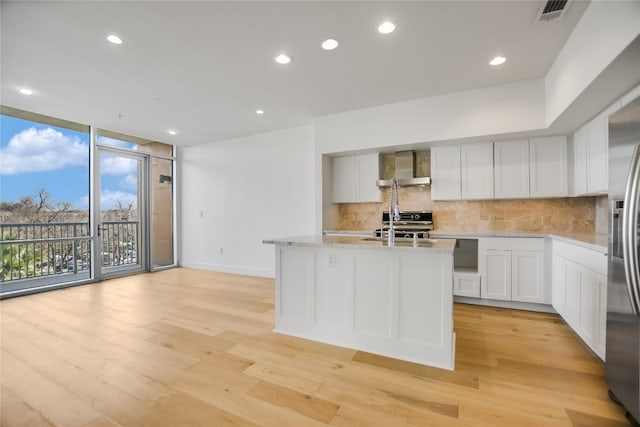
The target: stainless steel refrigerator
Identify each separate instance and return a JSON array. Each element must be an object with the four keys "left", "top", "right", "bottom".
[{"left": 607, "top": 95, "right": 640, "bottom": 425}]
